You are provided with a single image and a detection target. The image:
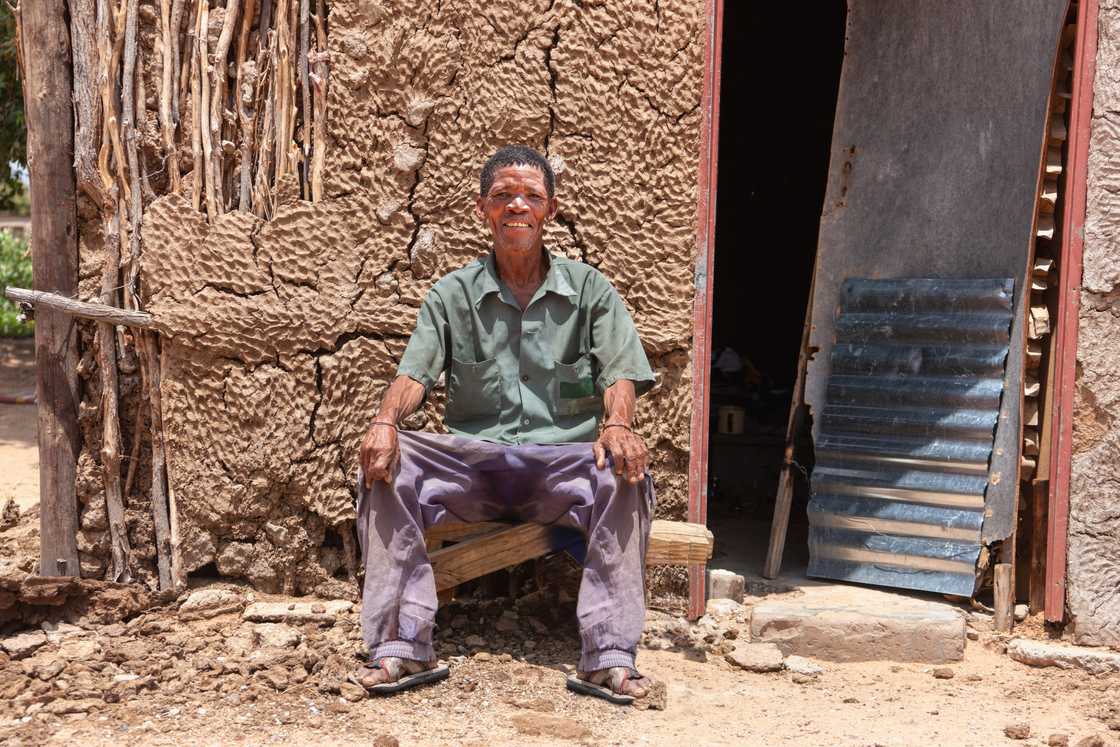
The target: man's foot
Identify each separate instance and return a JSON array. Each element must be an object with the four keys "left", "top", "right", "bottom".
[
  {"left": 566, "top": 666, "right": 653, "bottom": 705},
  {"left": 349, "top": 657, "right": 449, "bottom": 694}
]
